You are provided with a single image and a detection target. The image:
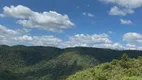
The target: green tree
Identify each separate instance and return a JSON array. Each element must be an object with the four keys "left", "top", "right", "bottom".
[{"left": 121, "top": 53, "right": 129, "bottom": 61}]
